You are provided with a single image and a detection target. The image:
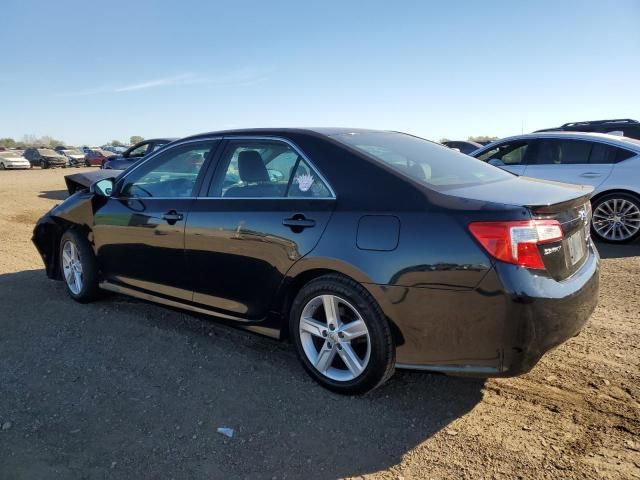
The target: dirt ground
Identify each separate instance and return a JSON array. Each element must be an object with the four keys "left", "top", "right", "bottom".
[{"left": 0, "top": 167, "right": 638, "bottom": 480}]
